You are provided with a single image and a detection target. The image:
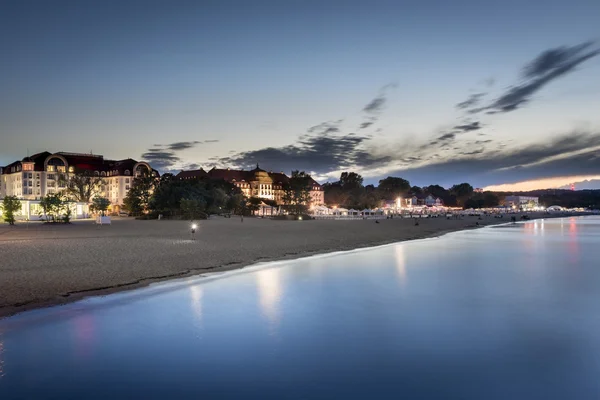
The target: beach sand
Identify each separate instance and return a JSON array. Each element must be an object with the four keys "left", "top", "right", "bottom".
[{"left": 0, "top": 213, "right": 583, "bottom": 317}]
